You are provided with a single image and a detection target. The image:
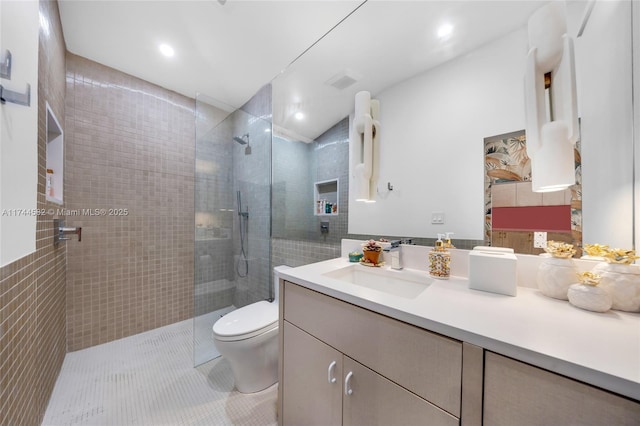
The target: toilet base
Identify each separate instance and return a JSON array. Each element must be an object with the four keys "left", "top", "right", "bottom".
[{"left": 214, "top": 325, "right": 279, "bottom": 394}]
